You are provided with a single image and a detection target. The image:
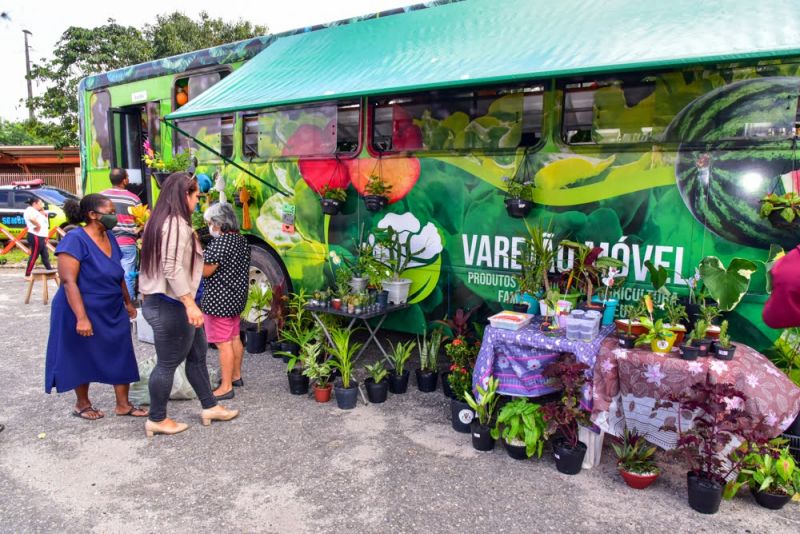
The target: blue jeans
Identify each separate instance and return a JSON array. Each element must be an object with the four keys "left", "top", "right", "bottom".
[{"left": 119, "top": 245, "right": 138, "bottom": 299}]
